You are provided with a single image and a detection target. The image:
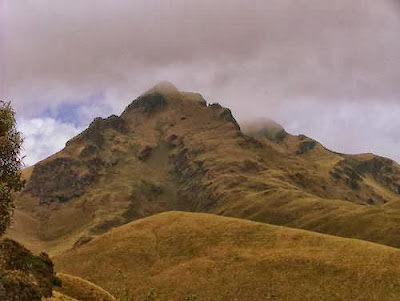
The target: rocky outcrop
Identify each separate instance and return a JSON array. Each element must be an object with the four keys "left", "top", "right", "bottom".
[
  {"left": 208, "top": 103, "right": 240, "bottom": 130},
  {"left": 170, "top": 144, "right": 217, "bottom": 211},
  {"left": 296, "top": 138, "right": 317, "bottom": 155},
  {"left": 68, "top": 115, "right": 127, "bottom": 148},
  {"left": 122, "top": 93, "right": 167, "bottom": 116},
  {"left": 331, "top": 156, "right": 400, "bottom": 194},
  {"left": 353, "top": 157, "right": 400, "bottom": 194},
  {"left": 24, "top": 157, "right": 98, "bottom": 204}
]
